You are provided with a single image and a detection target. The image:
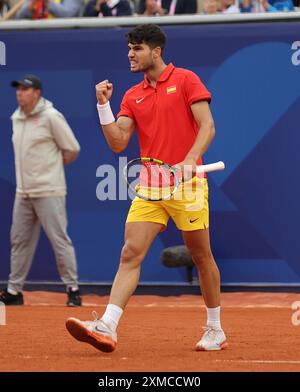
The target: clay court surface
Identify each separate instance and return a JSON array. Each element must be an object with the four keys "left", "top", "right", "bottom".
[{"left": 1, "top": 291, "right": 300, "bottom": 372}]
